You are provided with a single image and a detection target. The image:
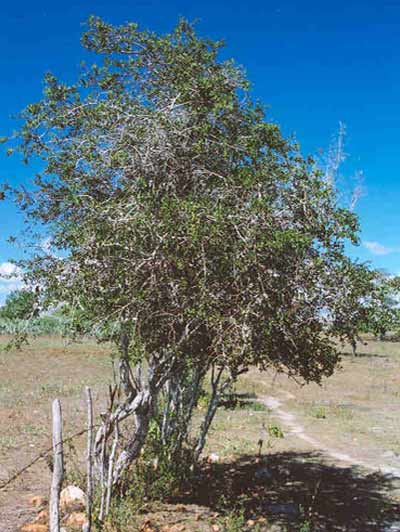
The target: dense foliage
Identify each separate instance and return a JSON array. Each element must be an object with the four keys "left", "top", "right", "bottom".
[
  {"left": 0, "top": 289, "right": 35, "bottom": 320},
  {"left": 363, "top": 272, "right": 400, "bottom": 340},
  {"left": 4, "top": 17, "right": 373, "bottom": 504}
]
